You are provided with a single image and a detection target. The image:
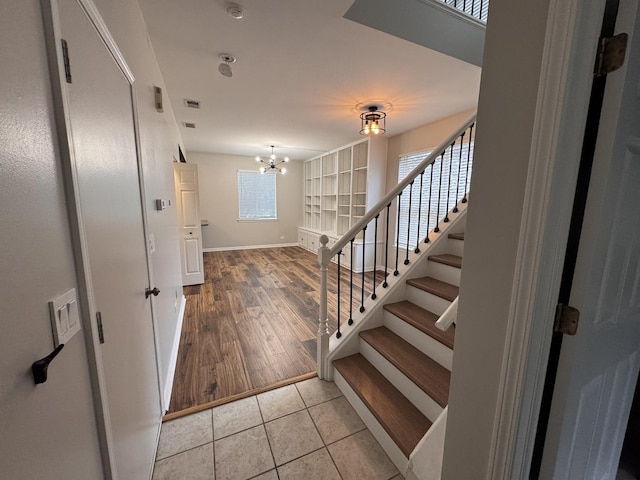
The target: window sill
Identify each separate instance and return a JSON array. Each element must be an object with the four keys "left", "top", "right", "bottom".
[{"left": 237, "top": 218, "right": 279, "bottom": 223}]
